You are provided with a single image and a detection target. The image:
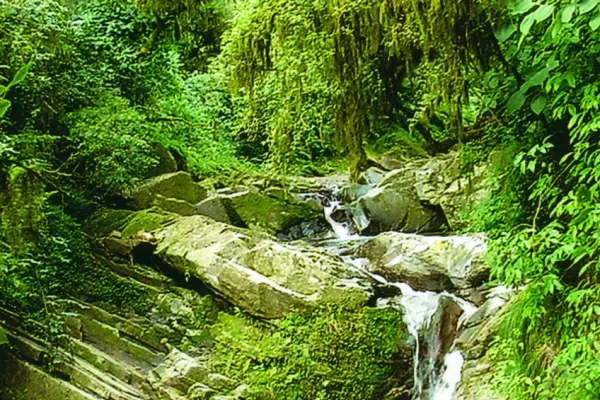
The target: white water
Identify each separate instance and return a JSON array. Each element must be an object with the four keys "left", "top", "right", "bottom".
[
  {"left": 374, "top": 278, "right": 475, "bottom": 400},
  {"left": 323, "top": 199, "right": 358, "bottom": 240},
  {"left": 431, "top": 350, "right": 465, "bottom": 400},
  {"left": 321, "top": 190, "right": 478, "bottom": 400}
]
